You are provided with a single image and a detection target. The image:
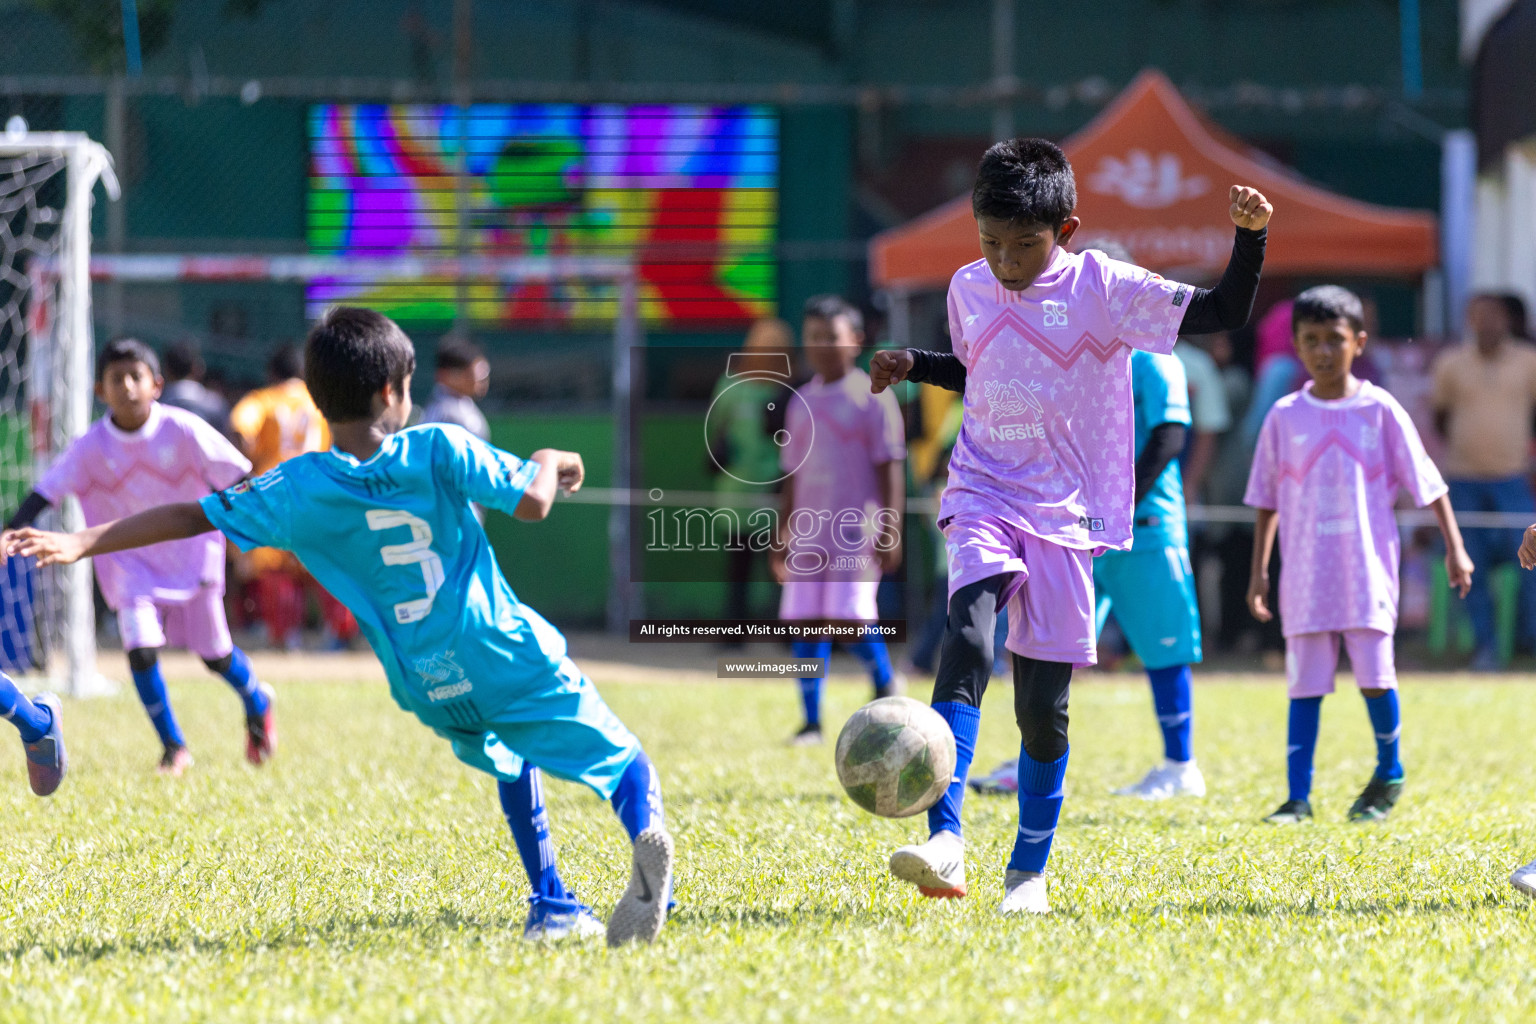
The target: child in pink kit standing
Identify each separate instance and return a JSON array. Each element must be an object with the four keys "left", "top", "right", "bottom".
[
  {"left": 1245, "top": 286, "right": 1472, "bottom": 824},
  {"left": 870, "top": 138, "right": 1272, "bottom": 914},
  {"left": 1, "top": 339, "right": 275, "bottom": 775},
  {"left": 771, "top": 295, "right": 906, "bottom": 745}
]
